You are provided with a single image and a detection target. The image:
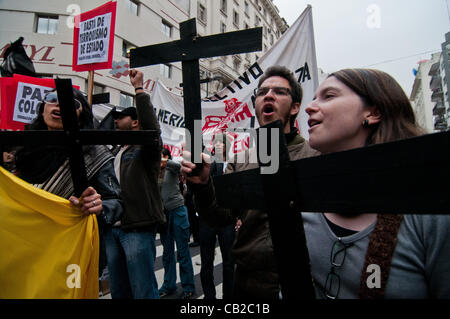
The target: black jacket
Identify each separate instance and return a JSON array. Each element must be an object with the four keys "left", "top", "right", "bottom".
[{"left": 116, "top": 93, "right": 166, "bottom": 230}]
